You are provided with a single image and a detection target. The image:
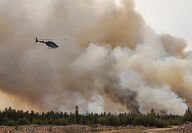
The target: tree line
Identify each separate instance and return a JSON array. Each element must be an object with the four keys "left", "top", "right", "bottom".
[{"left": 0, "top": 107, "right": 192, "bottom": 128}]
